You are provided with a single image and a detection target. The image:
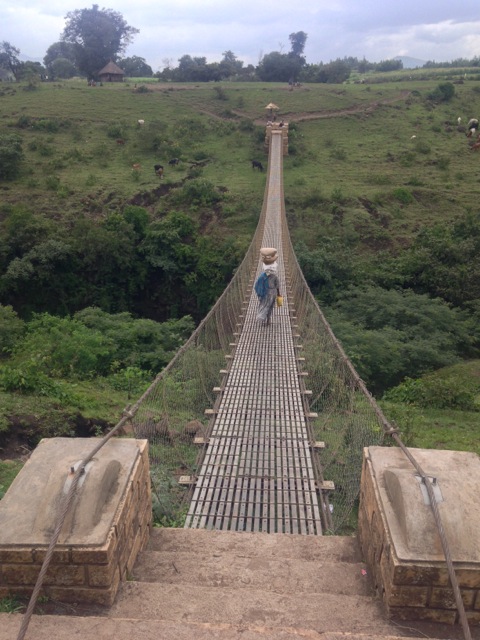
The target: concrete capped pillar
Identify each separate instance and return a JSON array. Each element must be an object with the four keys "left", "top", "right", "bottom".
[
  {"left": 358, "top": 446, "right": 480, "bottom": 624},
  {"left": 0, "top": 437, "right": 151, "bottom": 605}
]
